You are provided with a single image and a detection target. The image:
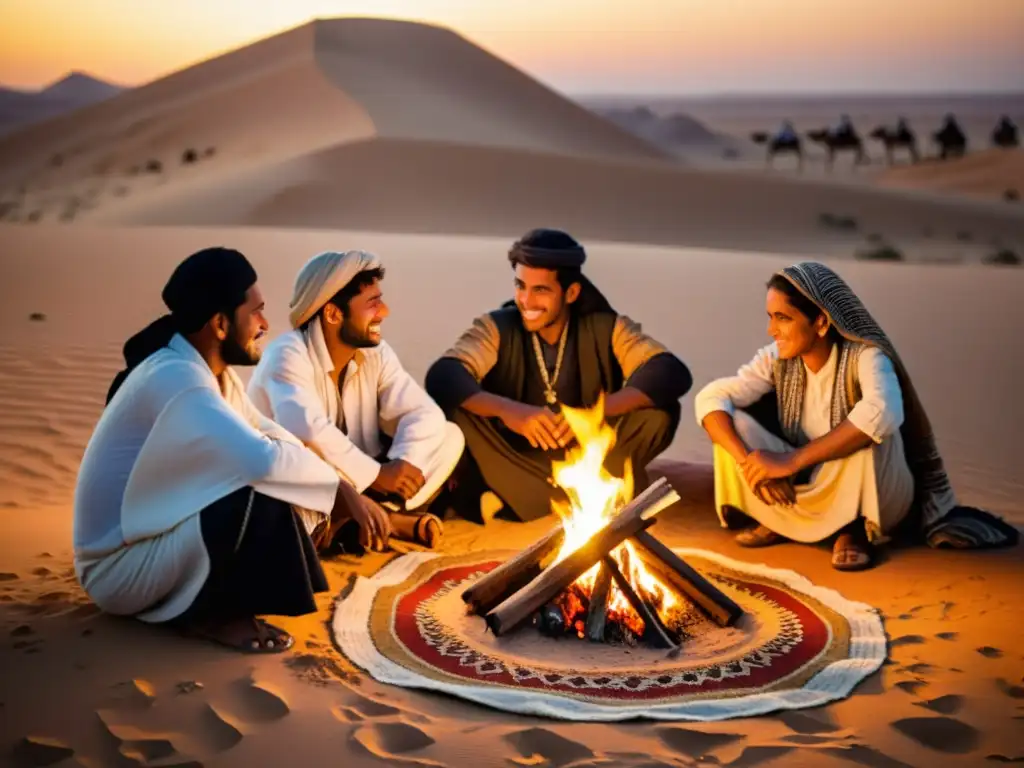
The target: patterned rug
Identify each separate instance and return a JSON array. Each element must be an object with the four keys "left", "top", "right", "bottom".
[{"left": 332, "top": 548, "right": 886, "bottom": 721}]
